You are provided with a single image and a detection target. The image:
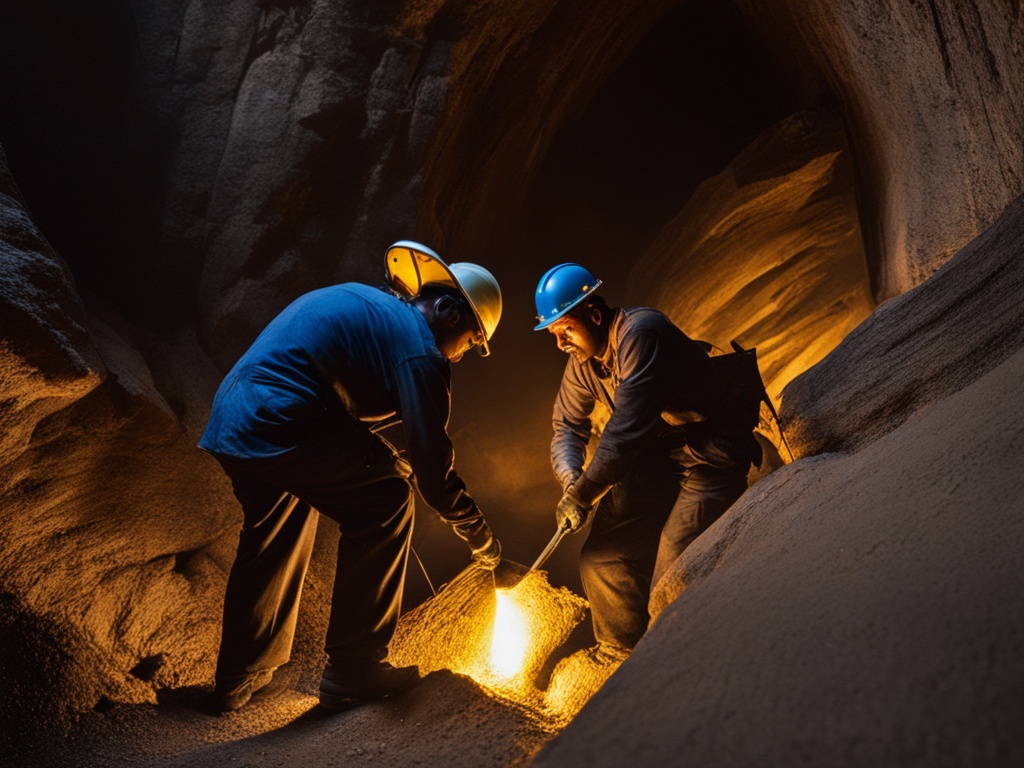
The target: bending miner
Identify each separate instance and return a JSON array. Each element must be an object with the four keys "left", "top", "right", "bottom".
[
  {"left": 534, "top": 262, "right": 762, "bottom": 666},
  {"left": 198, "top": 241, "right": 503, "bottom": 712}
]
